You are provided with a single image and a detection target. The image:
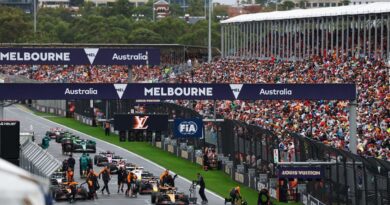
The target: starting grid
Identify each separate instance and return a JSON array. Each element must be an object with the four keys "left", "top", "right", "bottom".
[{"left": 0, "top": 83, "right": 356, "bottom": 100}]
